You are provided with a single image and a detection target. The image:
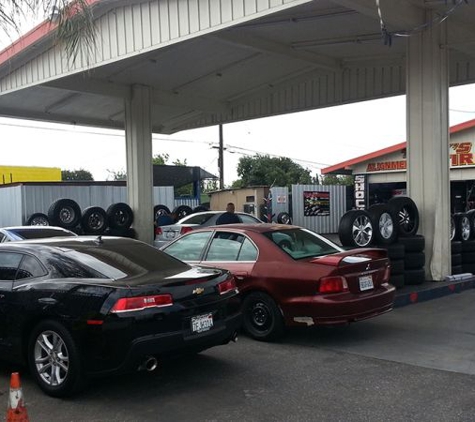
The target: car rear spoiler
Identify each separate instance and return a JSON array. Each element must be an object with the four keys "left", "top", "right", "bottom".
[{"left": 310, "top": 248, "right": 388, "bottom": 266}]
